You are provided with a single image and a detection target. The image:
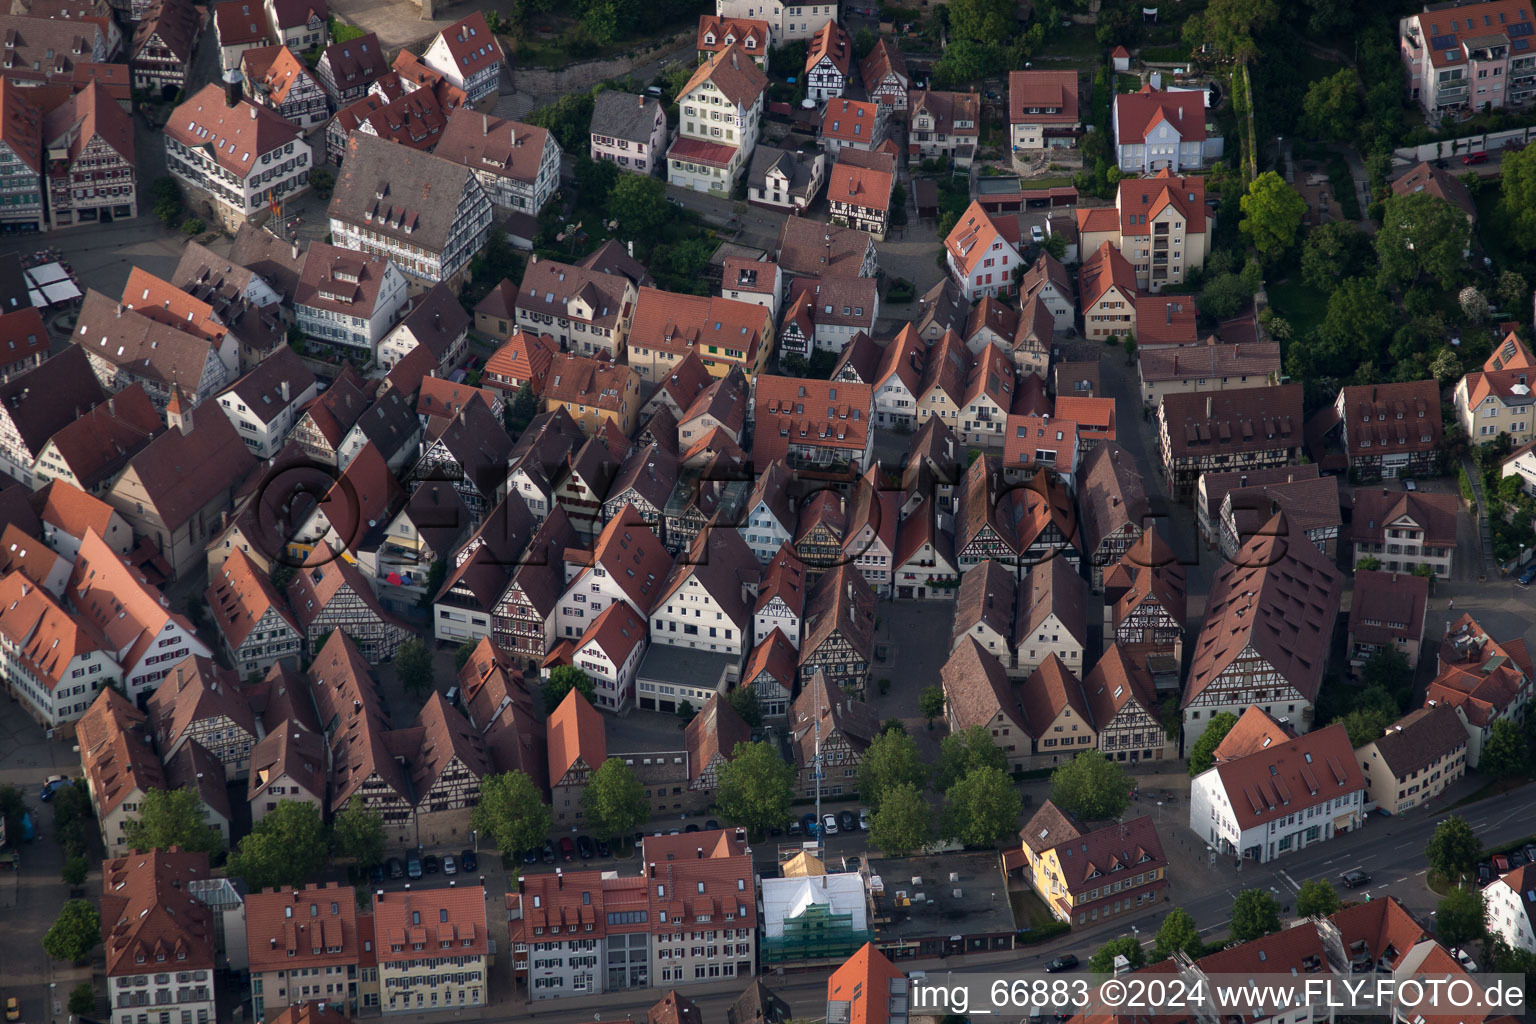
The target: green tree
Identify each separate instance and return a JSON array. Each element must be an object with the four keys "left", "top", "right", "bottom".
[
  {"left": 1480, "top": 718, "right": 1530, "bottom": 779},
  {"left": 1153, "top": 908, "right": 1203, "bottom": 961},
  {"left": 1188, "top": 712, "right": 1240, "bottom": 776},
  {"left": 868, "top": 782, "right": 932, "bottom": 855},
  {"left": 68, "top": 983, "right": 95, "bottom": 1016},
  {"left": 676, "top": 699, "right": 697, "bottom": 723},
  {"left": 882, "top": 718, "right": 907, "bottom": 735},
  {"left": 1296, "top": 879, "right": 1340, "bottom": 918},
  {"left": 1123, "top": 334, "right": 1137, "bottom": 364},
  {"left": 1240, "top": 172, "right": 1307, "bottom": 258},
  {"left": 309, "top": 166, "right": 336, "bottom": 200},
  {"left": 1043, "top": 233, "right": 1069, "bottom": 261},
  {"left": 715, "top": 741, "right": 796, "bottom": 837},
  {"left": 1361, "top": 644, "right": 1412, "bottom": 695},
  {"left": 1376, "top": 191, "right": 1471, "bottom": 290},
  {"left": 1426, "top": 816, "right": 1483, "bottom": 880},
  {"left": 122, "top": 787, "right": 222, "bottom": 855},
  {"left": 506, "top": 382, "right": 539, "bottom": 434},
  {"left": 51, "top": 781, "right": 92, "bottom": 858},
  {"left": 1231, "top": 889, "right": 1281, "bottom": 942},
  {"left": 1199, "top": 272, "right": 1252, "bottom": 320},
  {"left": 395, "top": 638, "right": 435, "bottom": 697},
  {"left": 61, "top": 855, "right": 88, "bottom": 887},
  {"left": 1496, "top": 269, "right": 1529, "bottom": 313},
  {"left": 1301, "top": 221, "right": 1373, "bottom": 291},
  {"left": 581, "top": 758, "right": 649, "bottom": 841},
  {"left": 1500, "top": 144, "right": 1536, "bottom": 250},
  {"left": 543, "top": 665, "right": 596, "bottom": 713},
  {"left": 228, "top": 801, "right": 330, "bottom": 891},
  {"left": 330, "top": 800, "right": 386, "bottom": 869},
  {"left": 936, "top": 725, "right": 1008, "bottom": 791},
  {"left": 1337, "top": 700, "right": 1400, "bottom": 748},
  {"left": 947, "top": 0, "right": 1013, "bottom": 42},
  {"left": 471, "top": 771, "right": 552, "bottom": 853},
  {"left": 454, "top": 640, "right": 478, "bottom": 670},
  {"left": 941, "top": 766, "right": 1022, "bottom": 847},
  {"left": 1049, "top": 751, "right": 1131, "bottom": 821},
  {"left": 1436, "top": 886, "right": 1488, "bottom": 951},
  {"left": 607, "top": 173, "right": 669, "bottom": 240},
  {"left": 1181, "top": 0, "right": 1276, "bottom": 63},
  {"left": 918, "top": 684, "right": 946, "bottom": 726},
  {"left": 726, "top": 686, "right": 763, "bottom": 729},
  {"left": 44, "top": 900, "right": 100, "bottom": 963},
  {"left": 1089, "top": 935, "right": 1146, "bottom": 973},
  {"left": 1299, "top": 69, "right": 1360, "bottom": 142},
  {"left": 858, "top": 728, "right": 928, "bottom": 812},
  {"left": 526, "top": 89, "right": 599, "bottom": 156},
  {"left": 1357, "top": 555, "right": 1383, "bottom": 571}
]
